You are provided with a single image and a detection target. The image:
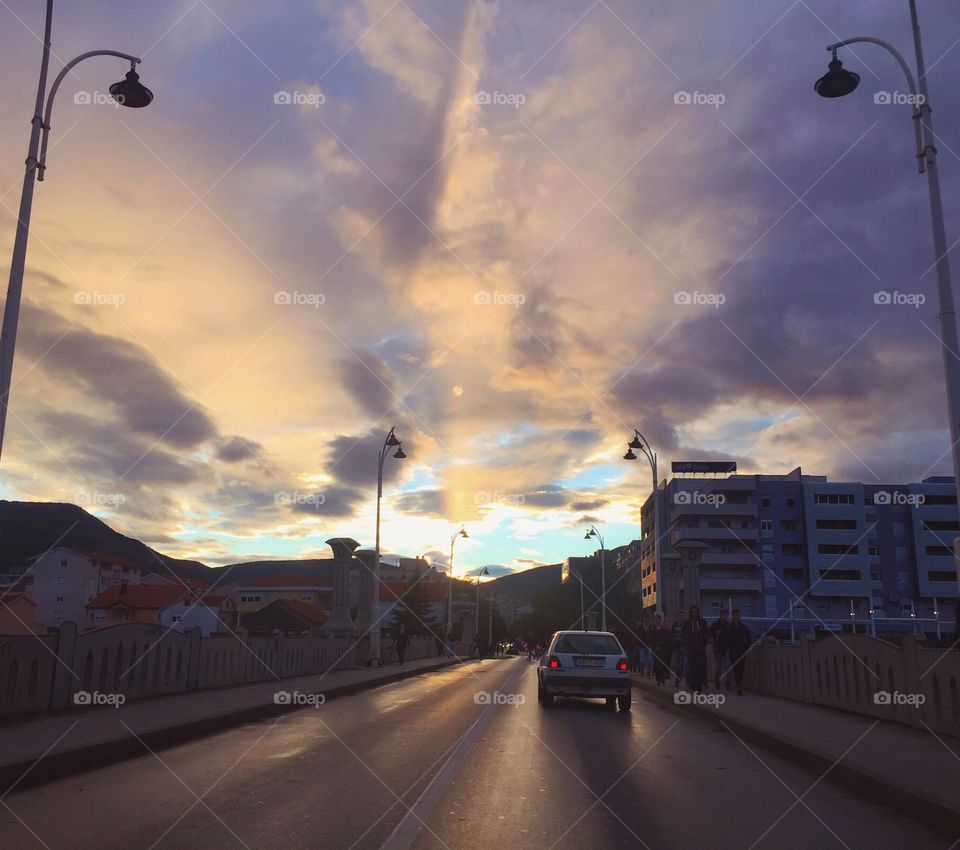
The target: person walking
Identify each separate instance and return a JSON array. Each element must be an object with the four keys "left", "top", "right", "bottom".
[
  {"left": 681, "top": 605, "right": 710, "bottom": 693},
  {"left": 393, "top": 623, "right": 411, "bottom": 666},
  {"left": 710, "top": 609, "right": 732, "bottom": 689},
  {"left": 727, "top": 609, "right": 753, "bottom": 695},
  {"left": 670, "top": 617, "right": 685, "bottom": 688},
  {"left": 635, "top": 620, "right": 651, "bottom": 677},
  {"left": 648, "top": 613, "right": 673, "bottom": 686}
]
